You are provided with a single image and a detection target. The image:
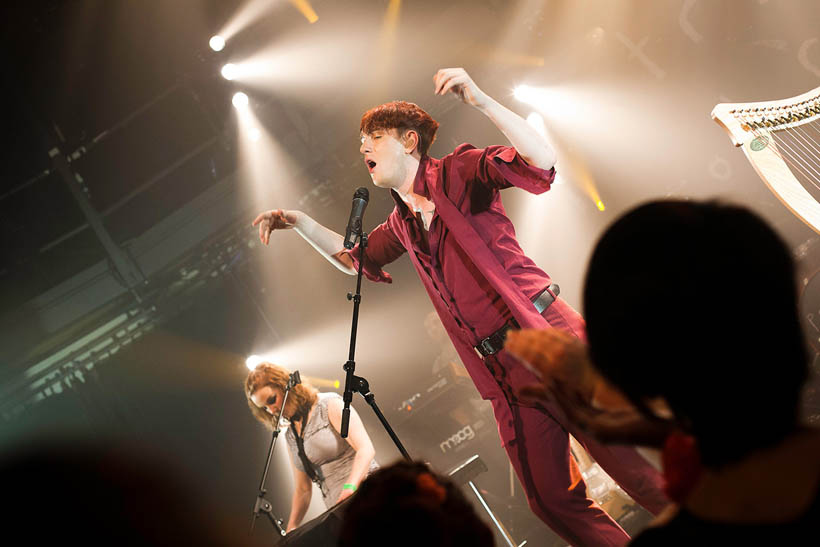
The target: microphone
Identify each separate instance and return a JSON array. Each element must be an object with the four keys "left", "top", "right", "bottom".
[
  {"left": 287, "top": 370, "right": 301, "bottom": 389},
  {"left": 343, "top": 187, "right": 369, "bottom": 249}
]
